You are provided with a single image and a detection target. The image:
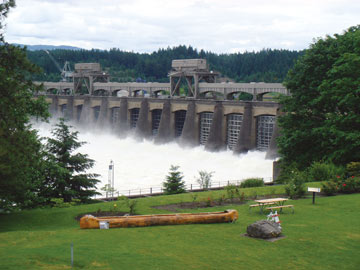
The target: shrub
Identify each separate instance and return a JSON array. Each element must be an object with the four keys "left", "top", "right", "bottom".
[
  {"left": 240, "top": 178, "right": 264, "bottom": 188},
  {"left": 225, "top": 184, "right": 239, "bottom": 202},
  {"left": 339, "top": 176, "right": 360, "bottom": 194},
  {"left": 205, "top": 196, "right": 213, "bottom": 207},
  {"left": 346, "top": 162, "right": 360, "bottom": 177},
  {"left": 127, "top": 199, "right": 138, "bottom": 215},
  {"left": 117, "top": 196, "right": 138, "bottom": 215},
  {"left": 321, "top": 175, "right": 360, "bottom": 196},
  {"left": 217, "top": 194, "right": 226, "bottom": 205},
  {"left": 285, "top": 171, "right": 306, "bottom": 199},
  {"left": 321, "top": 180, "right": 338, "bottom": 196},
  {"left": 190, "top": 193, "right": 198, "bottom": 203},
  {"left": 225, "top": 185, "right": 245, "bottom": 202},
  {"left": 307, "top": 161, "right": 344, "bottom": 182}
]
